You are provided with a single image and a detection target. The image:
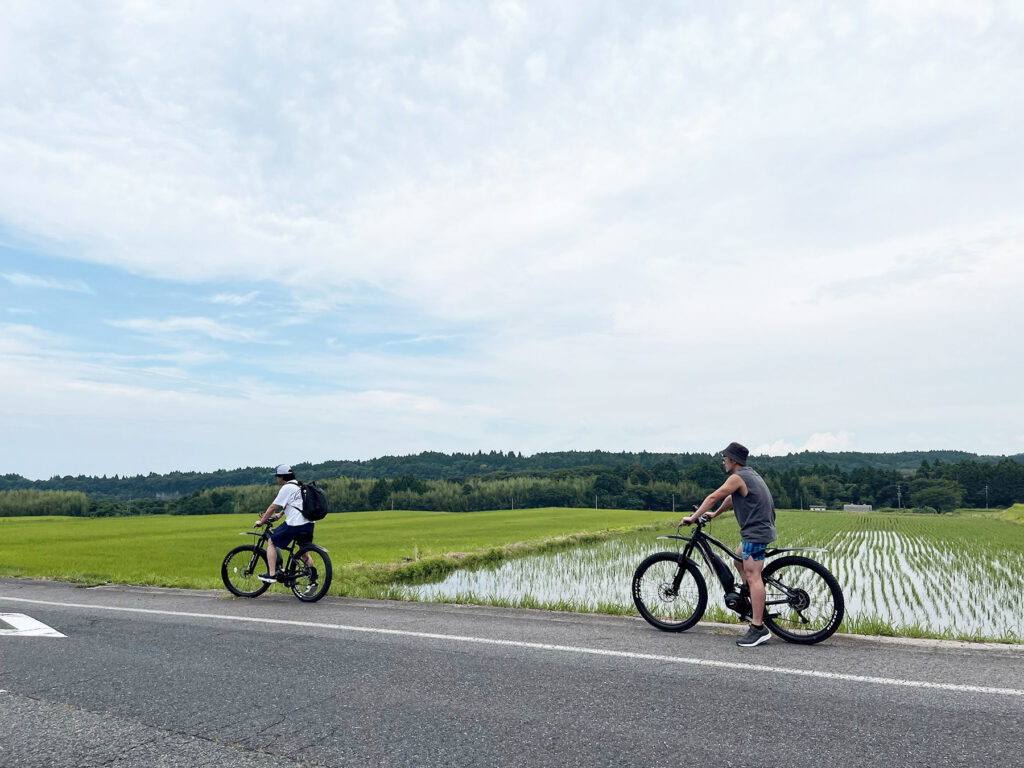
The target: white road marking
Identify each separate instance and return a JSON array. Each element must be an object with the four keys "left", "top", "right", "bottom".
[
  {"left": 0, "top": 594, "right": 1021, "bottom": 697},
  {"left": 0, "top": 612, "right": 66, "bottom": 637}
]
